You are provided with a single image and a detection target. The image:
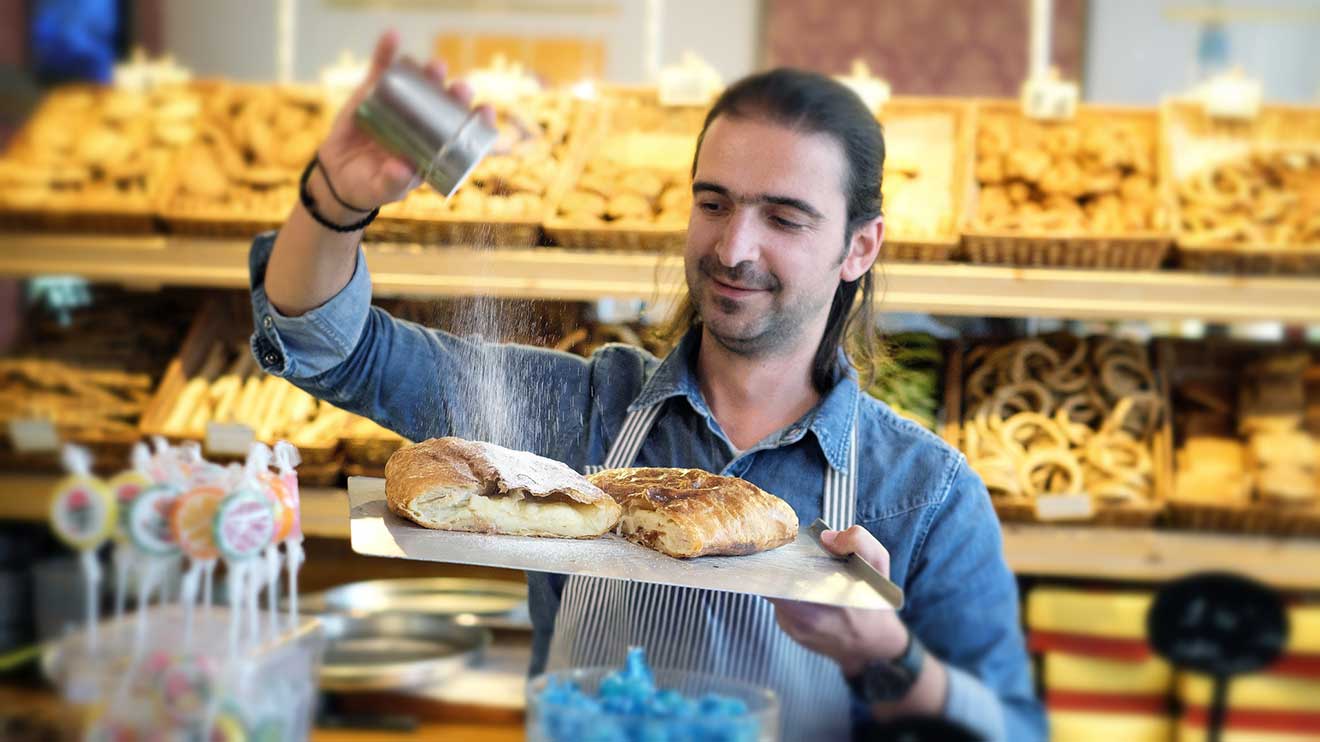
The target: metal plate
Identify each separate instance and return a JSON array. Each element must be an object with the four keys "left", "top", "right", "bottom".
[
  {"left": 348, "top": 477, "right": 899, "bottom": 610},
  {"left": 318, "top": 612, "right": 490, "bottom": 692},
  {"left": 301, "top": 578, "right": 531, "bottom": 632}
]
